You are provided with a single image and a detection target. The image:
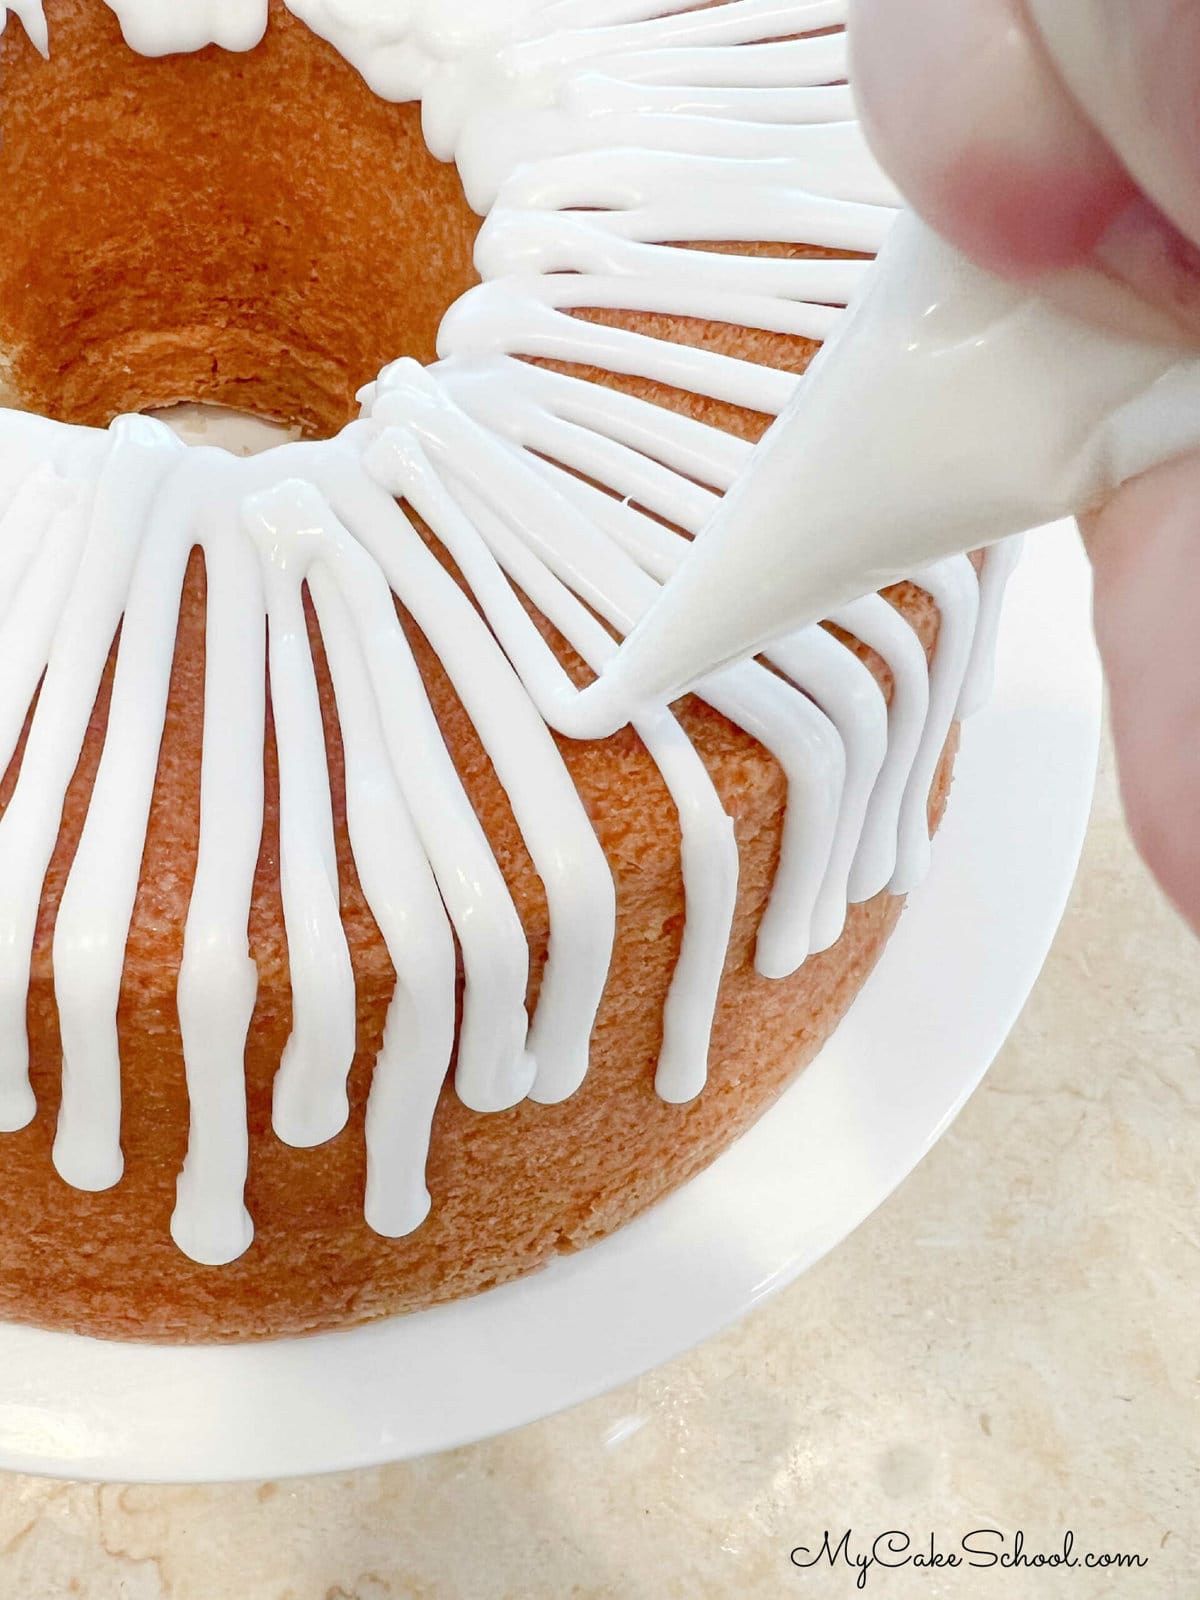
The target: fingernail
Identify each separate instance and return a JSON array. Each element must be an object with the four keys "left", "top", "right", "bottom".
[{"left": 1089, "top": 194, "right": 1200, "bottom": 342}]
